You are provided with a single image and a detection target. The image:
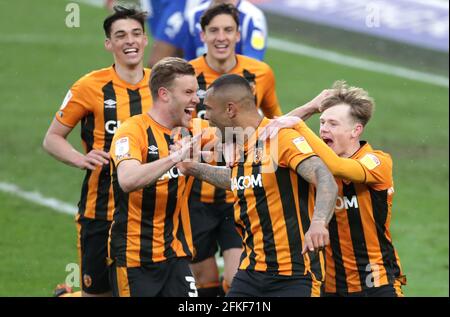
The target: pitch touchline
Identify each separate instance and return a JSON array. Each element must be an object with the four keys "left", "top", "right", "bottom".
[
  {"left": 0, "top": 181, "right": 77, "bottom": 216},
  {"left": 267, "top": 37, "right": 448, "bottom": 88},
  {"left": 0, "top": 180, "right": 225, "bottom": 266}
]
